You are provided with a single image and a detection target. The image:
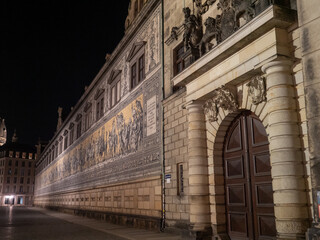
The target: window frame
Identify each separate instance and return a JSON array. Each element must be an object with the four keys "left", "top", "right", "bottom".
[
  {"left": 128, "top": 42, "right": 146, "bottom": 90},
  {"left": 108, "top": 70, "right": 122, "bottom": 109},
  {"left": 95, "top": 88, "right": 105, "bottom": 121}
]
